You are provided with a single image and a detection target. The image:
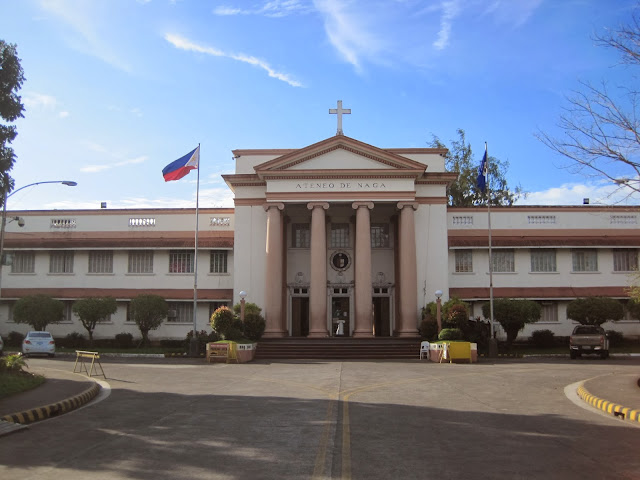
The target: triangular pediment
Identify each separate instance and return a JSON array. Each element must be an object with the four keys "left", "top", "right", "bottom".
[{"left": 254, "top": 135, "right": 427, "bottom": 179}]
